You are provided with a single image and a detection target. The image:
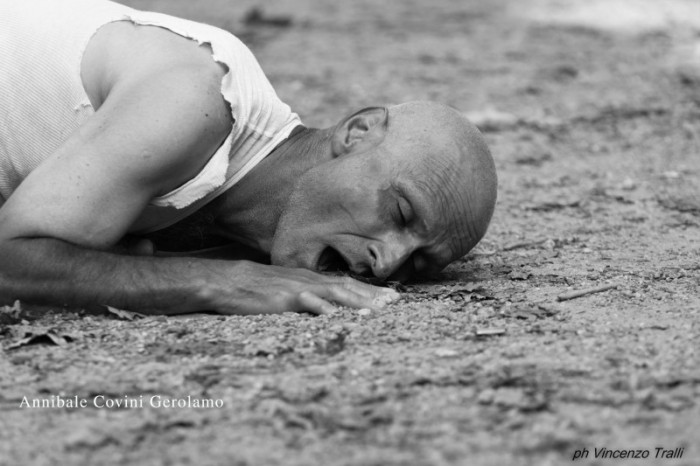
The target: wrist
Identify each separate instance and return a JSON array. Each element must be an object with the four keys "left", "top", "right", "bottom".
[{"left": 189, "top": 258, "right": 252, "bottom": 312}]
